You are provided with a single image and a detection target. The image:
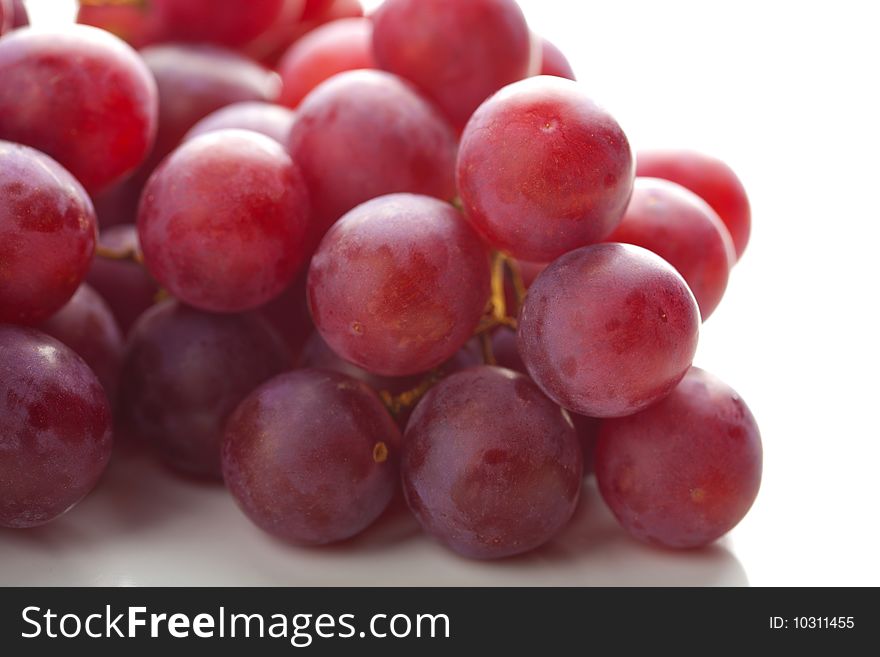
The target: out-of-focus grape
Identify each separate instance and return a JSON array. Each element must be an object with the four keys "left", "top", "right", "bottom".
[
  {"left": 308, "top": 194, "right": 490, "bottom": 376},
  {"left": 402, "top": 366, "right": 582, "bottom": 559},
  {"left": 0, "top": 325, "right": 112, "bottom": 528},
  {"left": 518, "top": 243, "right": 700, "bottom": 418},
  {"left": 138, "top": 130, "right": 310, "bottom": 313},
  {"left": 119, "top": 301, "right": 290, "bottom": 479},
  {"left": 278, "top": 17, "right": 376, "bottom": 108},
  {"left": 539, "top": 37, "right": 575, "bottom": 79},
  {"left": 595, "top": 367, "right": 762, "bottom": 548},
  {"left": 223, "top": 369, "right": 399, "bottom": 544},
  {"left": 184, "top": 102, "right": 296, "bottom": 145},
  {"left": 39, "top": 284, "right": 124, "bottom": 405},
  {"left": 0, "top": 141, "right": 97, "bottom": 325},
  {"left": 258, "top": 271, "right": 312, "bottom": 361},
  {"left": 373, "top": 0, "right": 532, "bottom": 130},
  {"left": 457, "top": 76, "right": 634, "bottom": 262},
  {"left": 288, "top": 70, "right": 458, "bottom": 244},
  {"left": 0, "top": 26, "right": 158, "bottom": 193}
]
